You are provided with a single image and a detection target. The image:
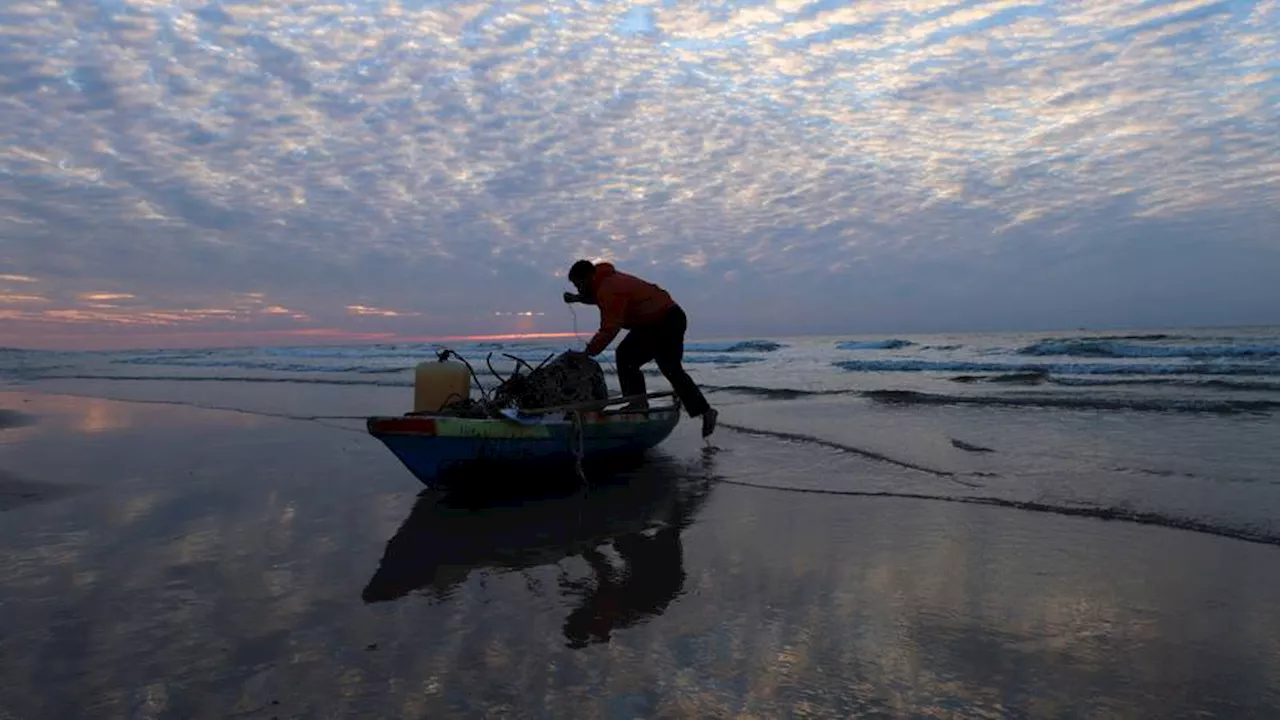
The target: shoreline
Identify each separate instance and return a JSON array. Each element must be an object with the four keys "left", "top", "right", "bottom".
[{"left": 4, "top": 387, "right": 1279, "bottom": 548}]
